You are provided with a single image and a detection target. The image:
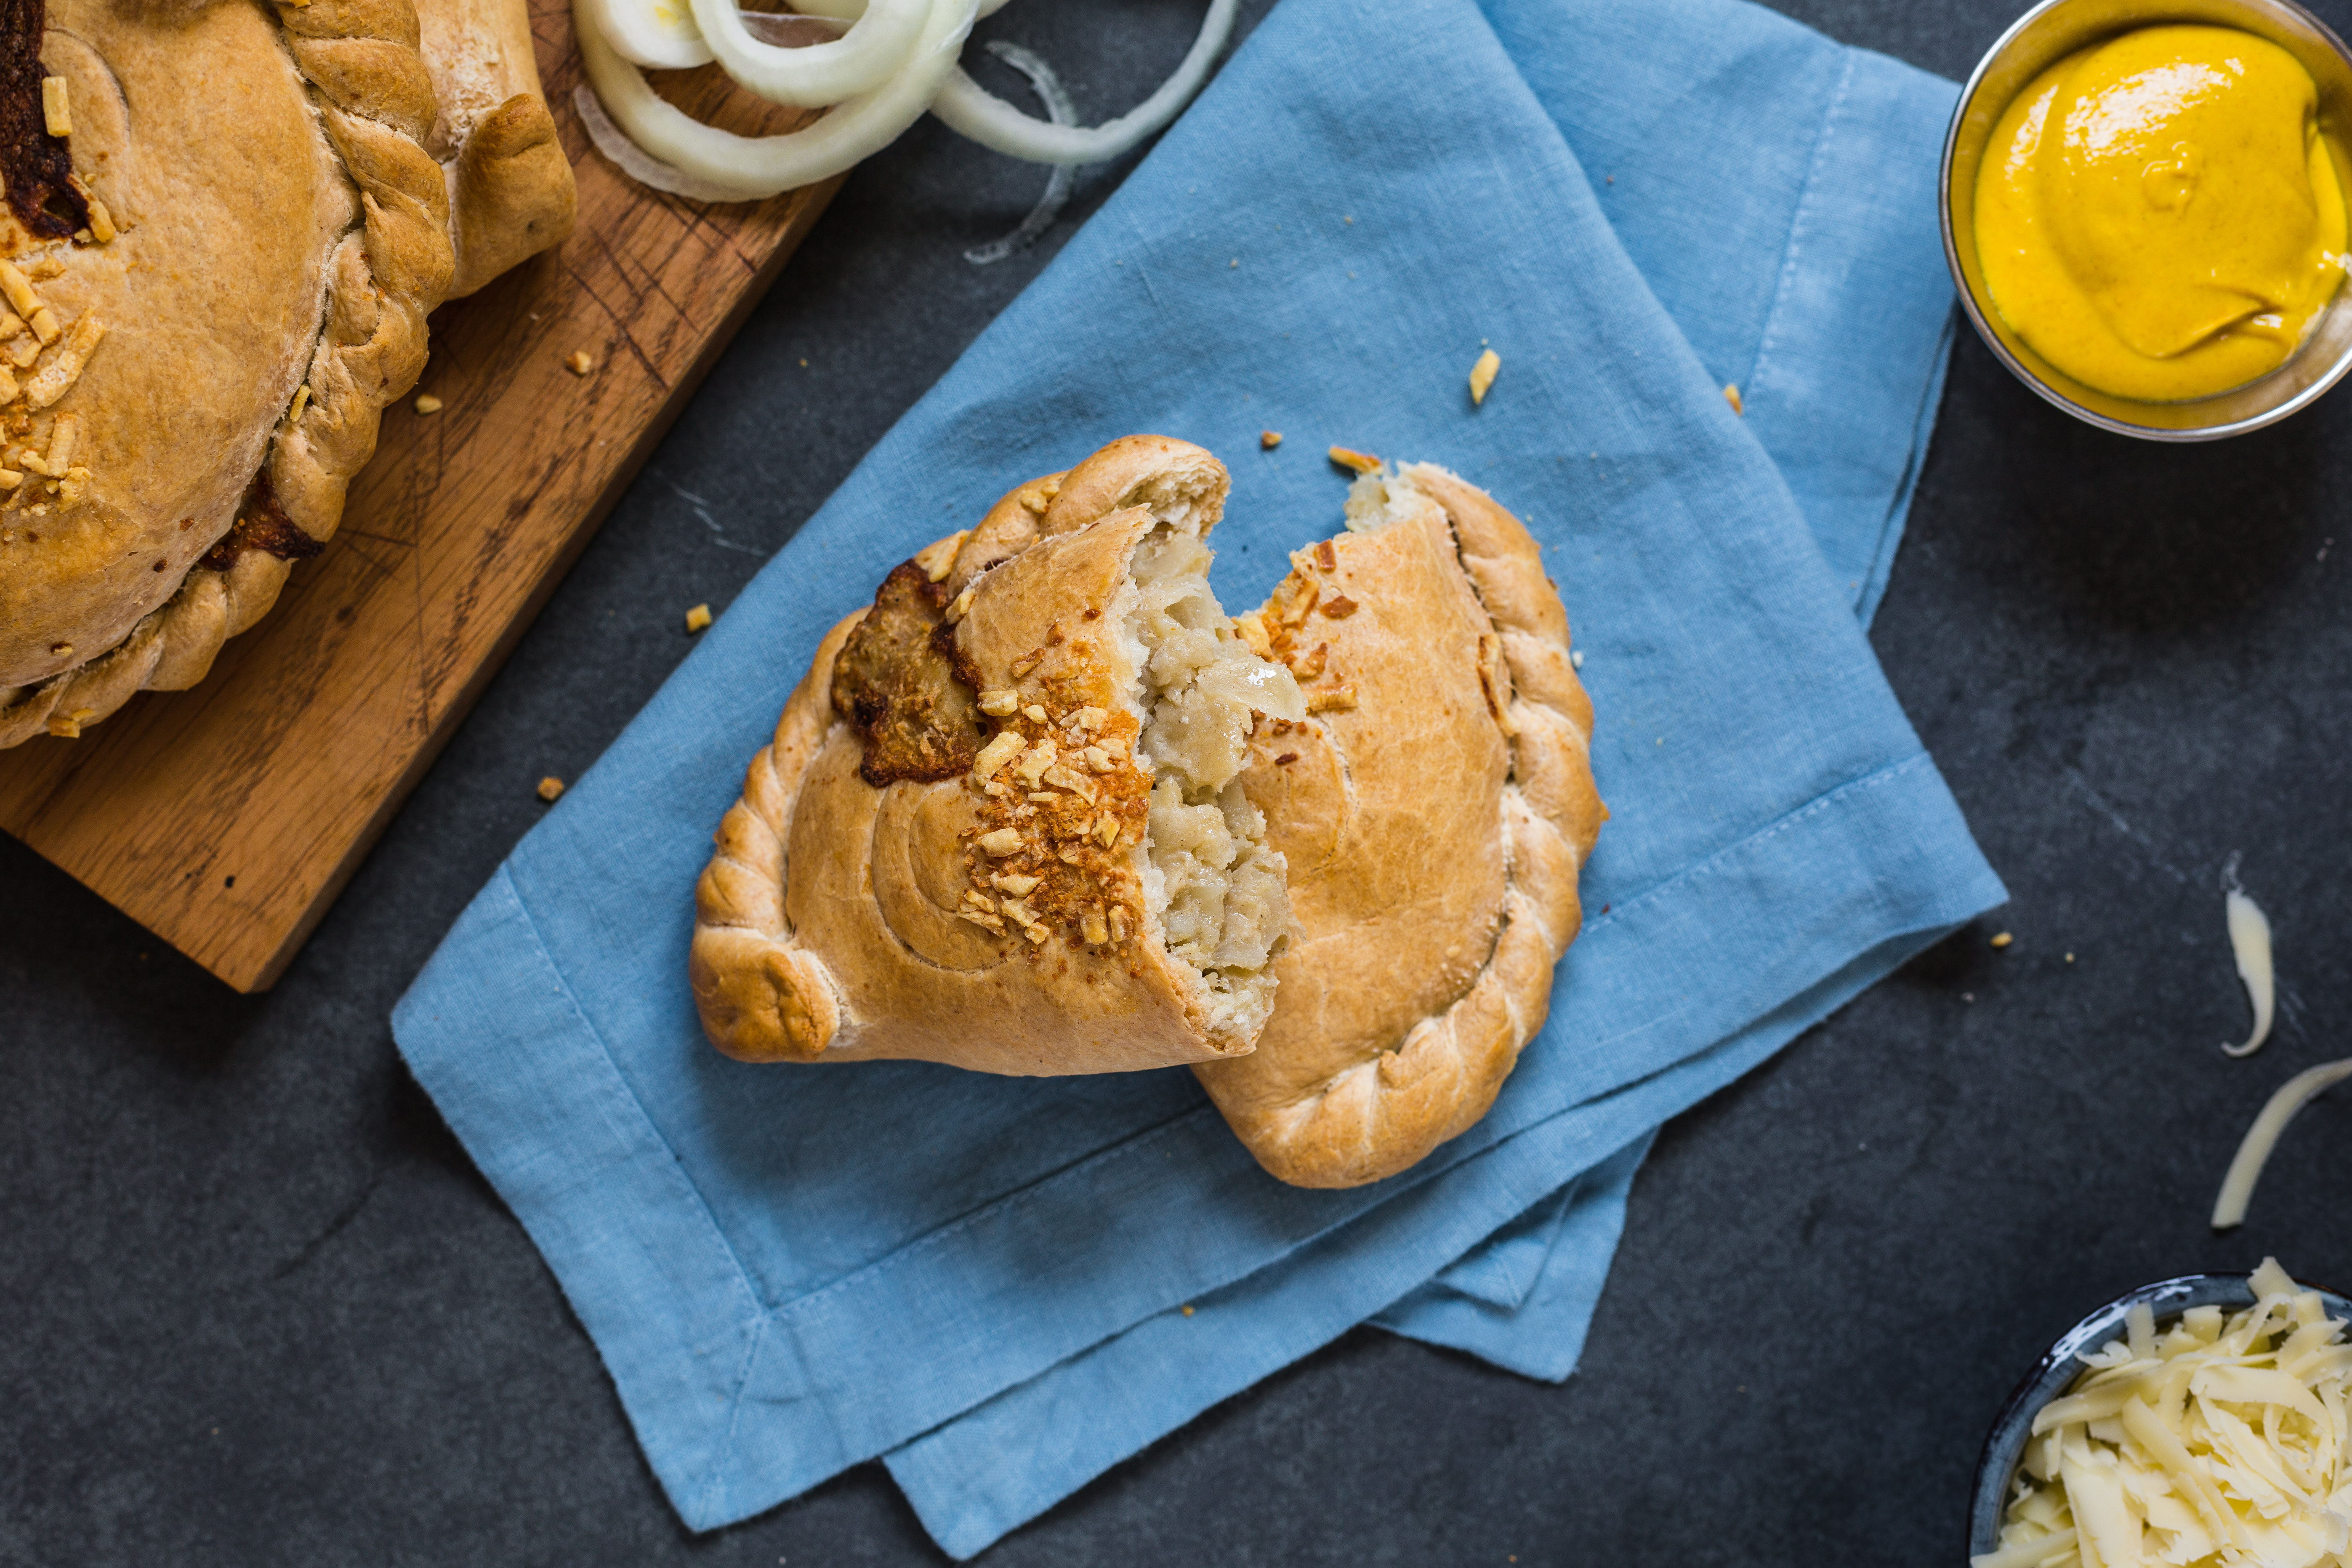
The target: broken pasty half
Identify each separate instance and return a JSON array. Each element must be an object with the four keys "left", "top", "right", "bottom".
[
  {"left": 1194, "top": 463, "right": 1607, "bottom": 1188},
  {"left": 0, "top": 0, "right": 578, "bottom": 747},
  {"left": 691, "top": 435, "right": 1307, "bottom": 1076}
]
